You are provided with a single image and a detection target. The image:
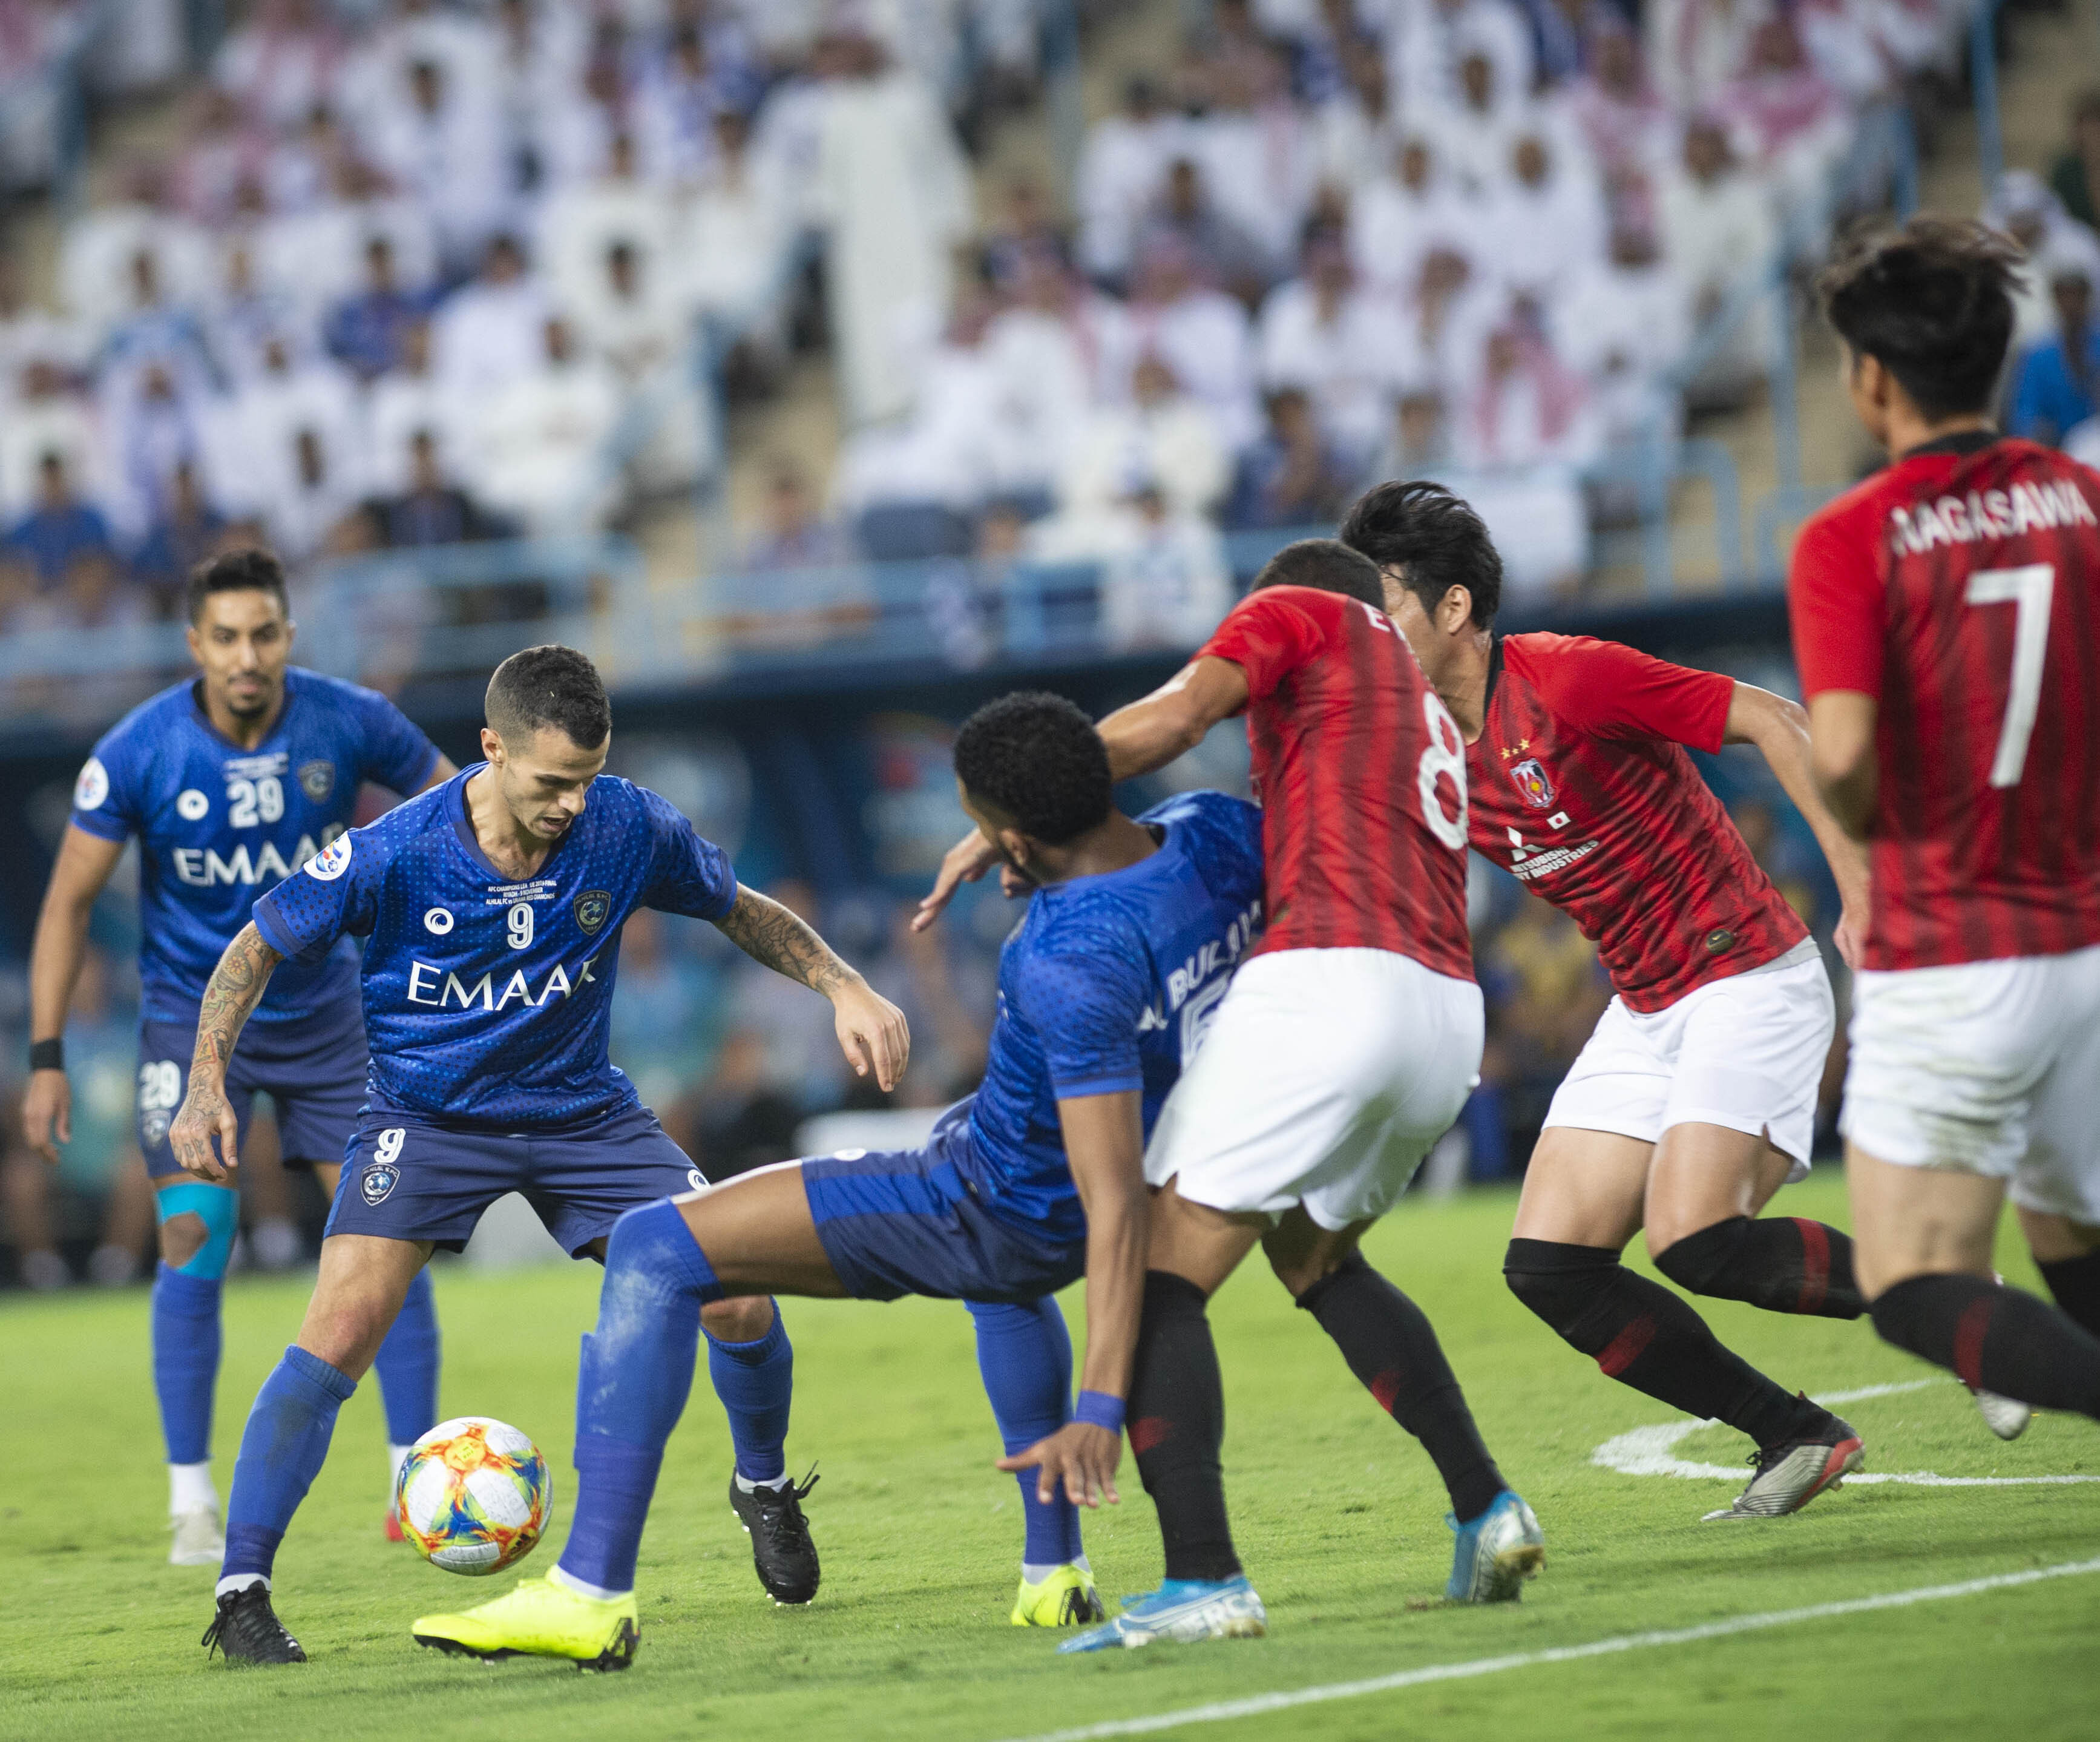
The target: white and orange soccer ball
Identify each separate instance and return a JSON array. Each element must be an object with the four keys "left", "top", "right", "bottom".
[{"left": 396, "top": 1416, "right": 551, "bottom": 1576}]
